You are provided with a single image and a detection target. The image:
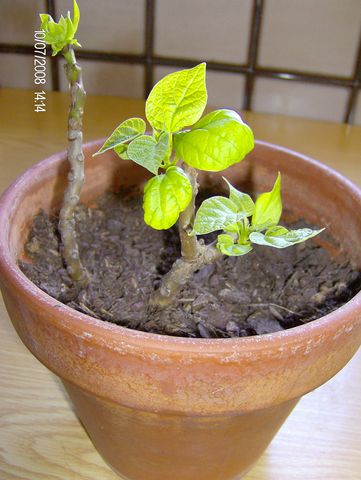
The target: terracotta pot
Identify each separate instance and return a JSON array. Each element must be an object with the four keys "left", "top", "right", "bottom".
[{"left": 0, "top": 140, "right": 360, "bottom": 480}]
